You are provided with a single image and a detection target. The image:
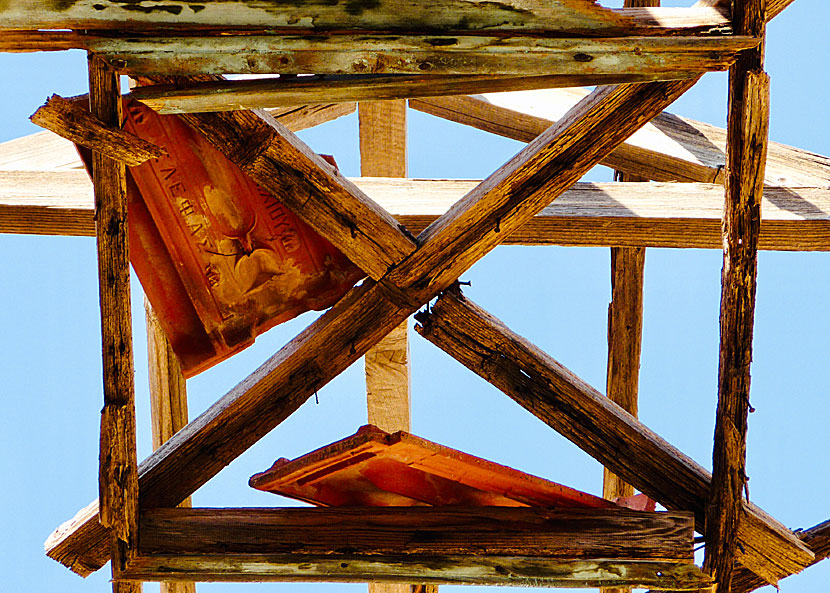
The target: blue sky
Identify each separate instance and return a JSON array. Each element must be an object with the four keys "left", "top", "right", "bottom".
[{"left": 1, "top": 2, "right": 828, "bottom": 592}]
